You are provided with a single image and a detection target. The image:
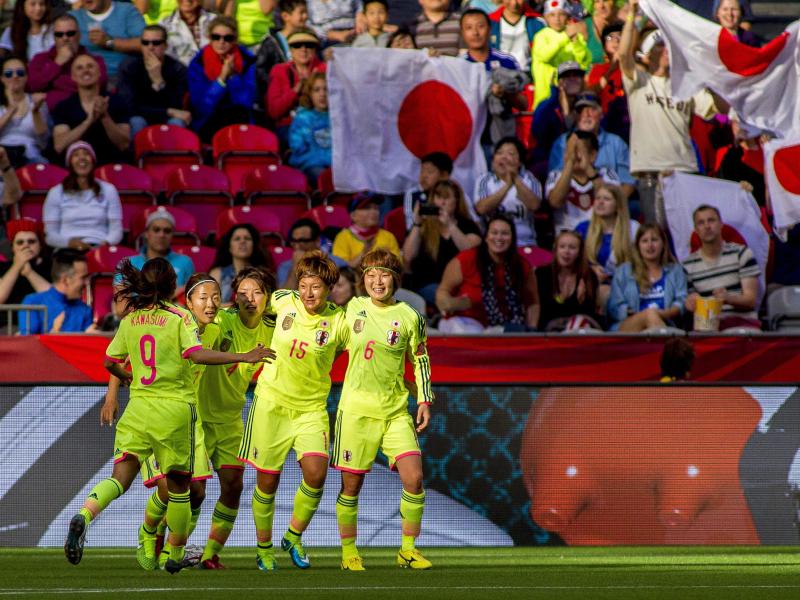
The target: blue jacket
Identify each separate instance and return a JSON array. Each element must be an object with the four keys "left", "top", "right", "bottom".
[
  {"left": 549, "top": 127, "right": 636, "bottom": 185},
  {"left": 607, "top": 262, "right": 688, "bottom": 327},
  {"left": 288, "top": 108, "right": 331, "bottom": 172},
  {"left": 188, "top": 47, "right": 257, "bottom": 133},
  {"left": 19, "top": 286, "right": 93, "bottom": 335},
  {"left": 488, "top": 7, "right": 545, "bottom": 56}
]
